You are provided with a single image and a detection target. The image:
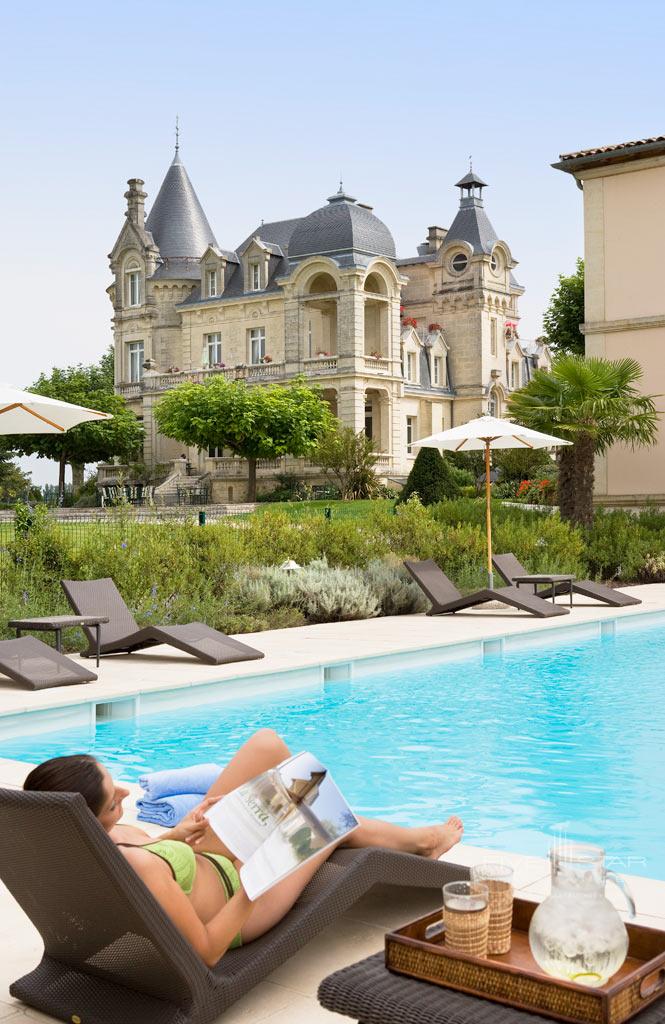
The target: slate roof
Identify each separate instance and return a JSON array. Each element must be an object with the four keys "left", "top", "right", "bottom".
[
  {"left": 445, "top": 198, "right": 498, "bottom": 255},
  {"left": 238, "top": 218, "right": 303, "bottom": 256},
  {"left": 289, "top": 190, "right": 396, "bottom": 261},
  {"left": 145, "top": 150, "right": 218, "bottom": 259}
]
